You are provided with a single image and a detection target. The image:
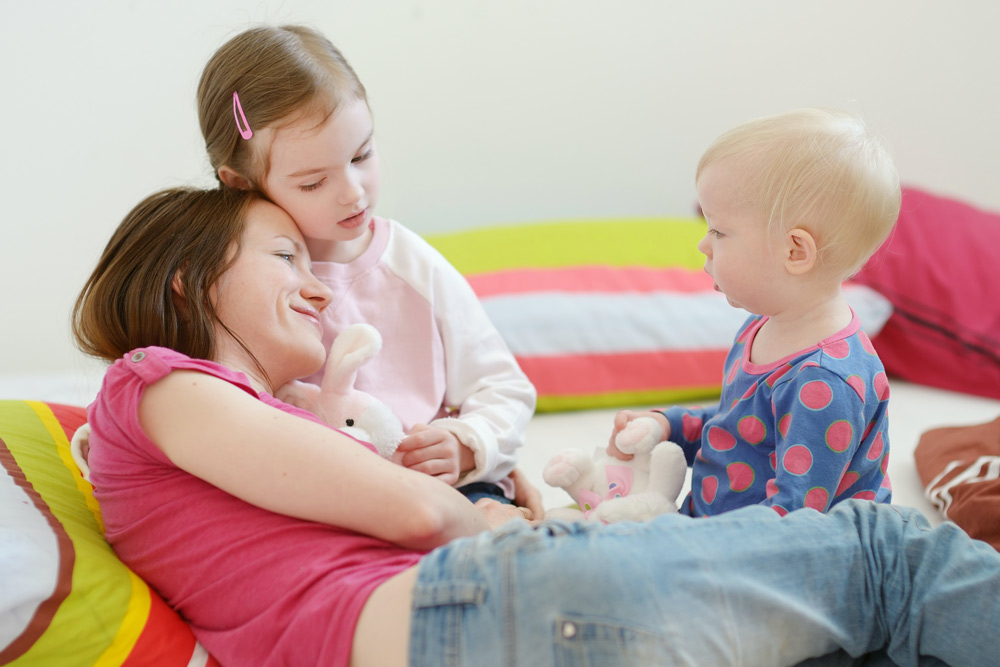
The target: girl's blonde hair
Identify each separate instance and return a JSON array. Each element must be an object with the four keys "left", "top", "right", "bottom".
[
  {"left": 696, "top": 108, "right": 900, "bottom": 278},
  {"left": 197, "top": 24, "right": 368, "bottom": 188}
]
